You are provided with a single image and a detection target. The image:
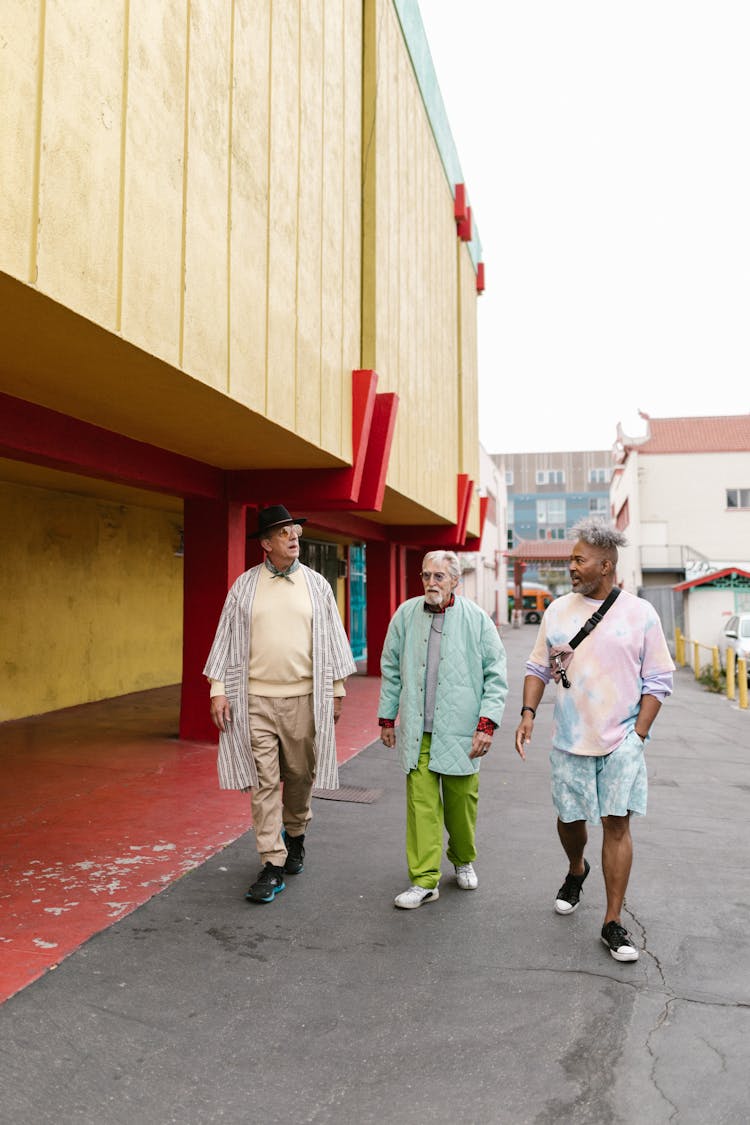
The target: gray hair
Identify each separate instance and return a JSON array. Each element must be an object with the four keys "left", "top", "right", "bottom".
[
  {"left": 570, "top": 518, "right": 627, "bottom": 552},
  {"left": 422, "top": 550, "right": 460, "bottom": 581}
]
